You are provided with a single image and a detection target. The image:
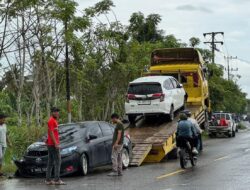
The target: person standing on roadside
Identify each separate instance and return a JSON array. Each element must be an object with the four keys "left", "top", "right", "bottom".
[
  {"left": 0, "top": 114, "right": 10, "bottom": 176},
  {"left": 45, "top": 107, "right": 65, "bottom": 185},
  {"left": 108, "top": 113, "right": 124, "bottom": 177}
]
